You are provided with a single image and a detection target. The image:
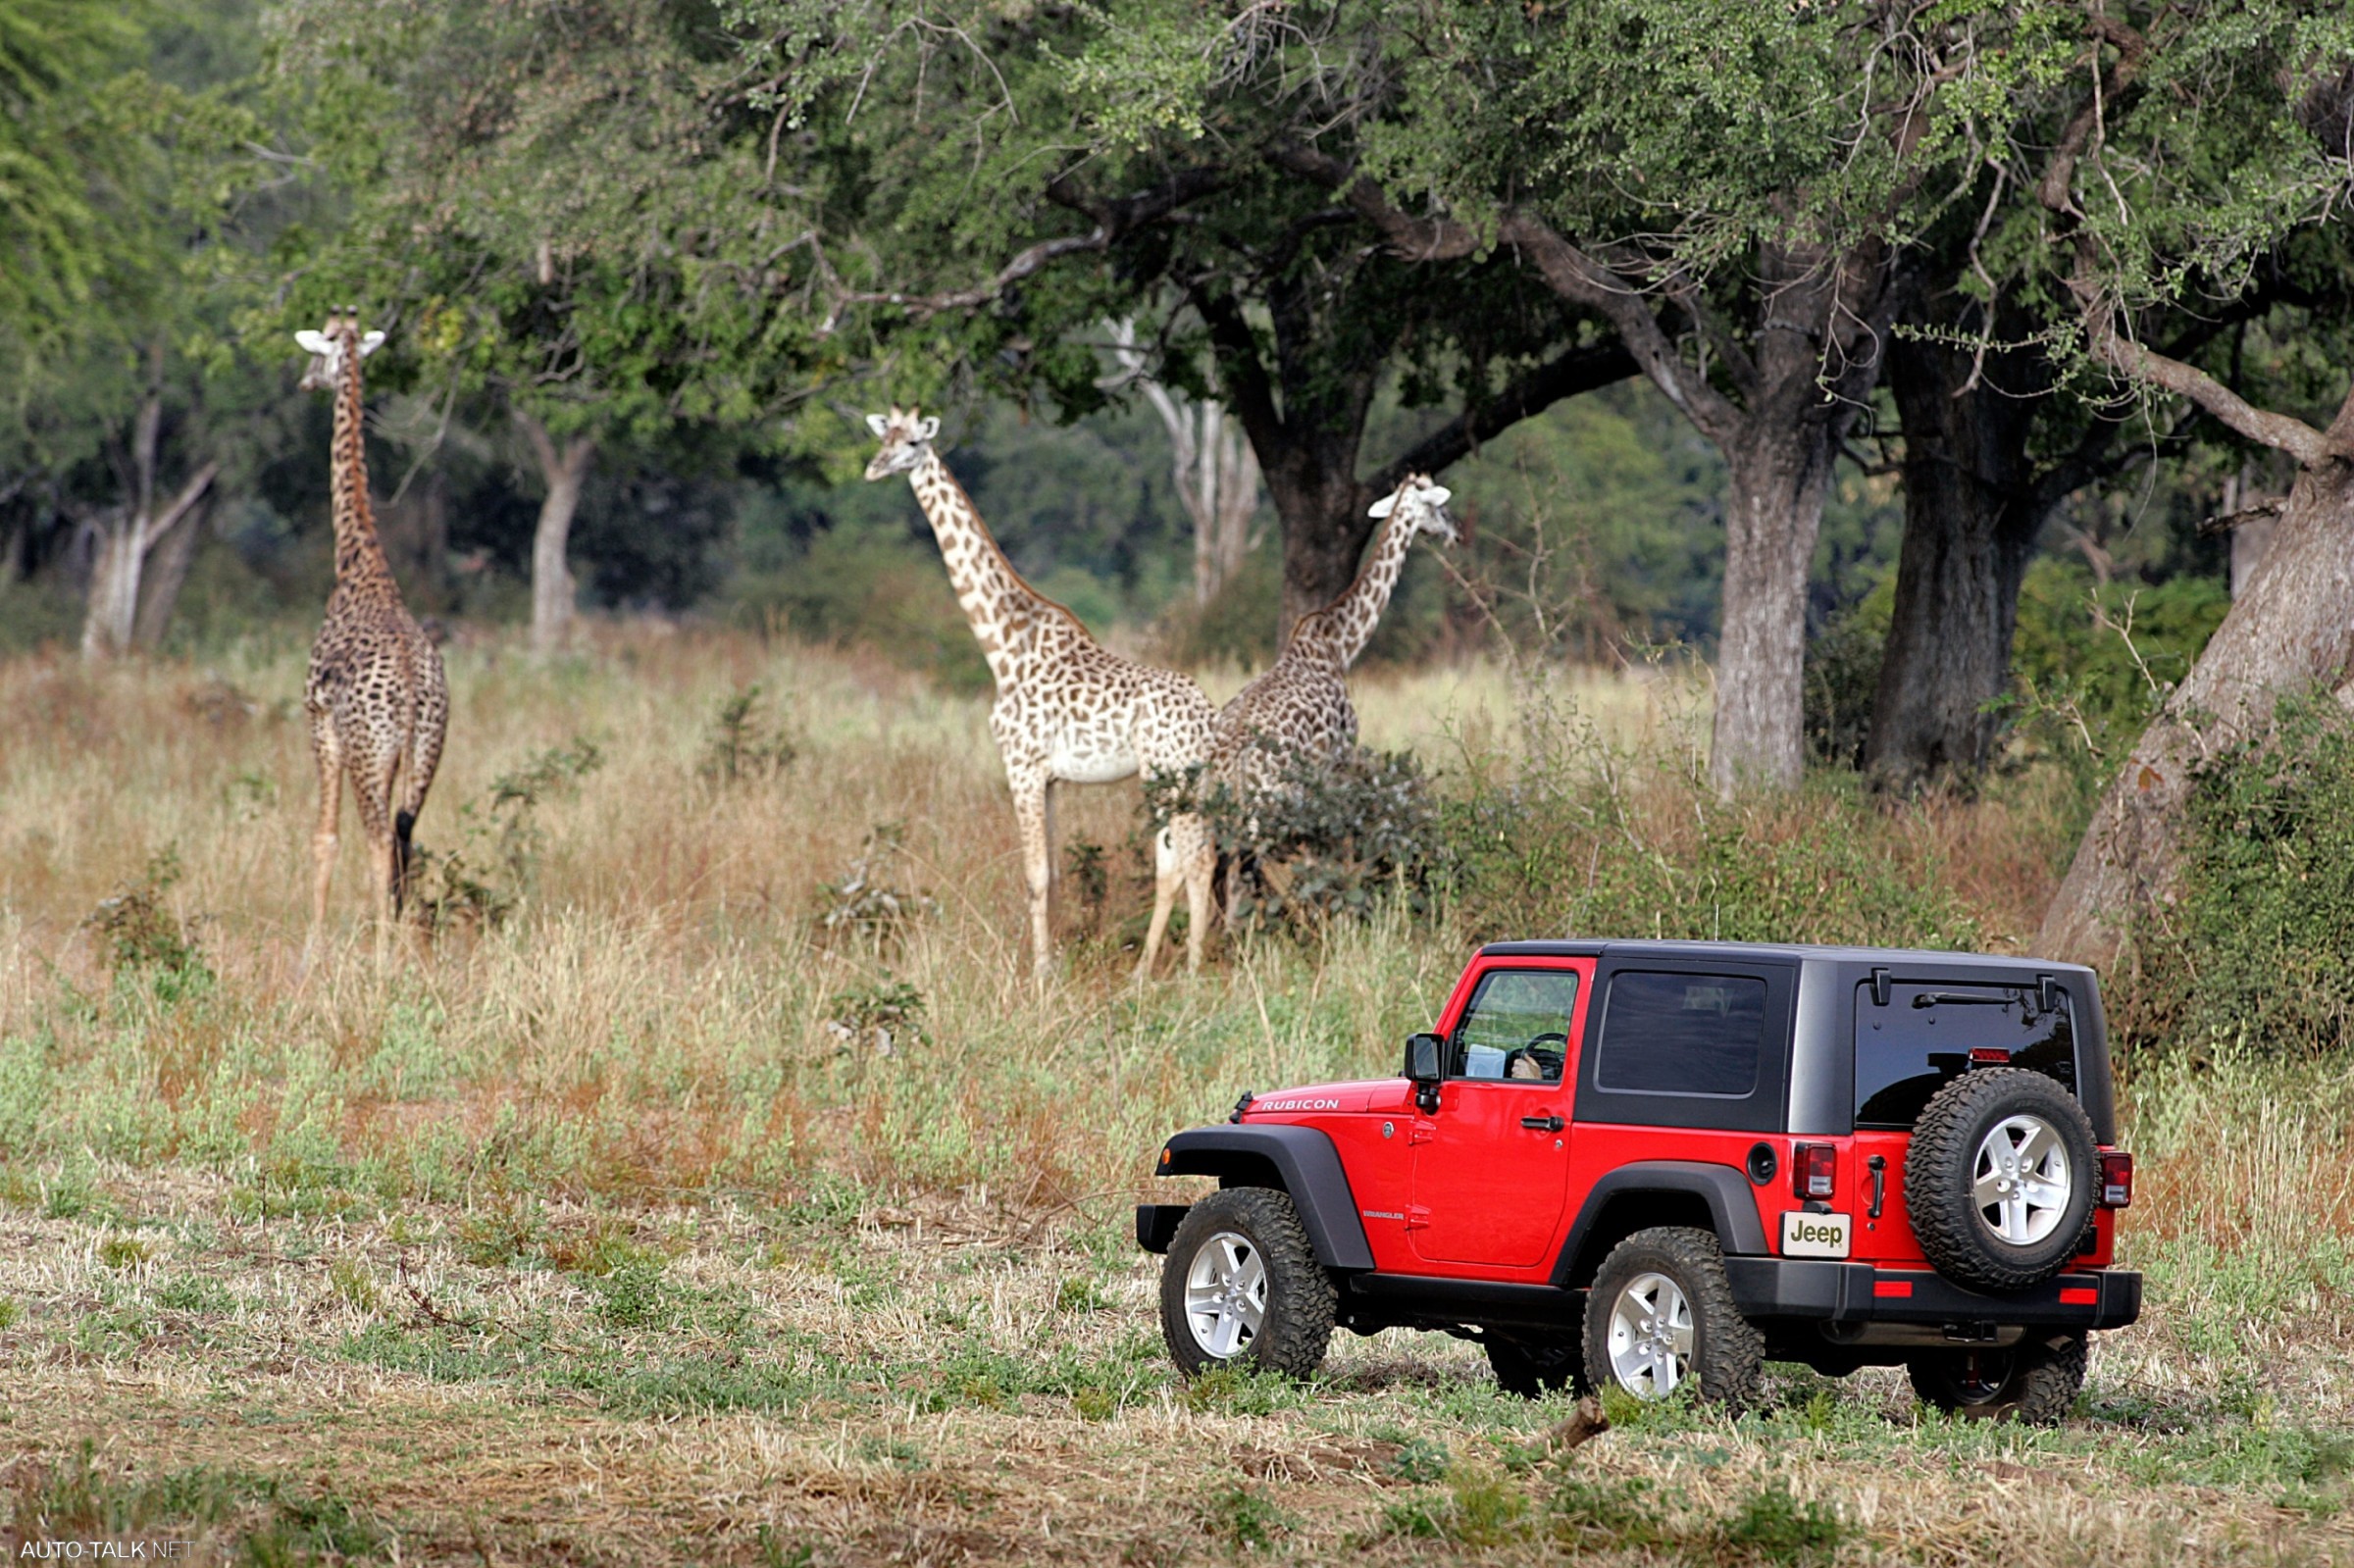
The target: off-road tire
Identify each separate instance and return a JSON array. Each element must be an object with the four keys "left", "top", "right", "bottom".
[
  {"left": 1580, "top": 1227, "right": 1764, "bottom": 1414},
  {"left": 1159, "top": 1187, "right": 1336, "bottom": 1381},
  {"left": 1486, "top": 1335, "right": 1589, "bottom": 1398},
  {"left": 1906, "top": 1068, "right": 2100, "bottom": 1291},
  {"left": 1909, "top": 1333, "right": 2088, "bottom": 1424}
]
